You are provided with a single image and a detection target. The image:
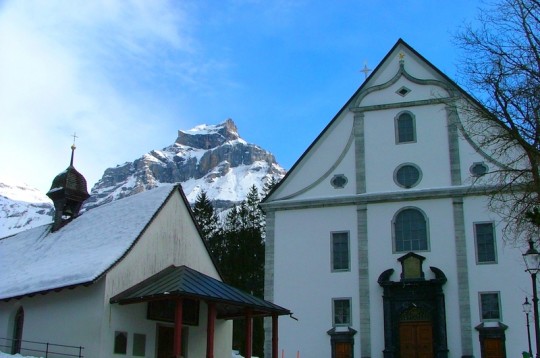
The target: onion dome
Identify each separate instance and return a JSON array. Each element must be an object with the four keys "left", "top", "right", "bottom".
[{"left": 47, "top": 144, "right": 90, "bottom": 231}]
